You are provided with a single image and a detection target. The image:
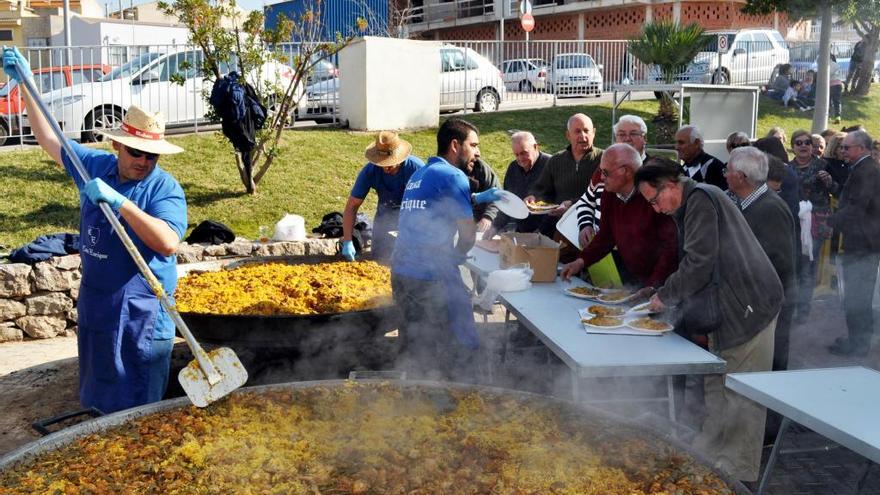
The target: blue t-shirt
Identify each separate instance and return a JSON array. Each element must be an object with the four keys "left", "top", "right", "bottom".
[
  {"left": 350, "top": 156, "right": 424, "bottom": 218},
  {"left": 62, "top": 140, "right": 187, "bottom": 339},
  {"left": 391, "top": 156, "right": 472, "bottom": 280}
]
